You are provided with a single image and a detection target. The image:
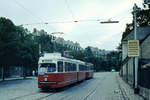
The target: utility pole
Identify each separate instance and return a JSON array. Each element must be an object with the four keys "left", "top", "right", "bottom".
[
  {"left": 133, "top": 3, "right": 139, "bottom": 94},
  {"left": 51, "top": 32, "right": 64, "bottom": 52},
  {"left": 39, "top": 44, "right": 41, "bottom": 55},
  {"left": 52, "top": 35, "right": 57, "bottom": 52},
  {"left": 2, "top": 66, "right": 4, "bottom": 81}
]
